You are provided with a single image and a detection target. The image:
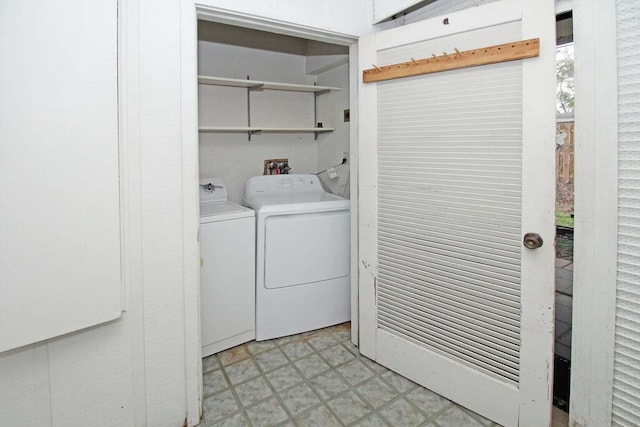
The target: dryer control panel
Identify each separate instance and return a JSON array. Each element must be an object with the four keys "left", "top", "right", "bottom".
[{"left": 245, "top": 174, "right": 321, "bottom": 195}]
